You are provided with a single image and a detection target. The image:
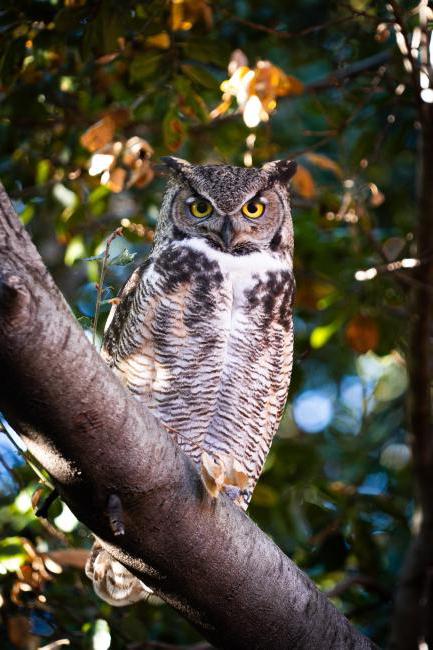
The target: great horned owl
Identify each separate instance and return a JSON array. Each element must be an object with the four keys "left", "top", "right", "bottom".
[{"left": 86, "top": 157, "right": 297, "bottom": 606}]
